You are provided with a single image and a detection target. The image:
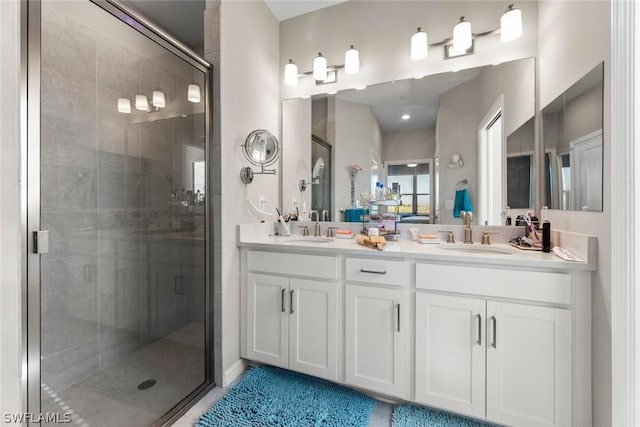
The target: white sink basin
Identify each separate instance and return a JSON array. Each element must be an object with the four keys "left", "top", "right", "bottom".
[
  {"left": 281, "top": 237, "right": 335, "bottom": 244},
  {"left": 437, "top": 244, "right": 515, "bottom": 255}
]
